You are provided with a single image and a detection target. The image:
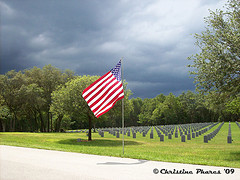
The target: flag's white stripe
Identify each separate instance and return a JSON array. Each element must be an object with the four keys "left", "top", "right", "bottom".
[
  {"left": 92, "top": 84, "right": 123, "bottom": 113},
  {"left": 85, "top": 75, "right": 115, "bottom": 102},
  {"left": 84, "top": 74, "right": 114, "bottom": 101},
  {"left": 82, "top": 72, "right": 112, "bottom": 98},
  {"left": 95, "top": 92, "right": 124, "bottom": 117},
  {"left": 89, "top": 80, "right": 119, "bottom": 108},
  {"left": 118, "top": 92, "right": 124, "bottom": 98},
  {"left": 88, "top": 78, "right": 118, "bottom": 106},
  {"left": 90, "top": 81, "right": 121, "bottom": 110},
  {"left": 94, "top": 86, "right": 123, "bottom": 115},
  {"left": 93, "top": 88, "right": 123, "bottom": 115},
  {"left": 95, "top": 103, "right": 114, "bottom": 117}
]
